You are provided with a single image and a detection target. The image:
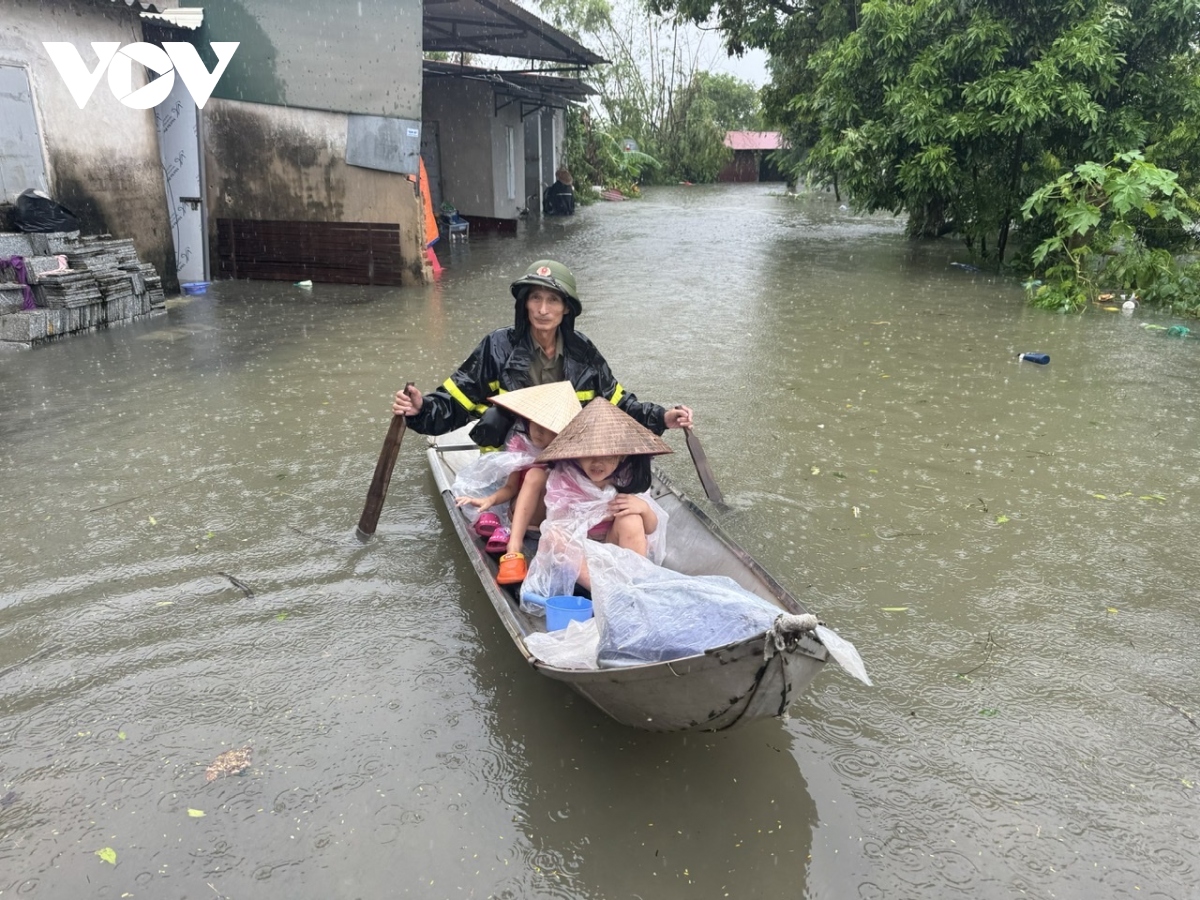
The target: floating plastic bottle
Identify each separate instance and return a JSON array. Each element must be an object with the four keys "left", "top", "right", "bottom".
[{"left": 1018, "top": 352, "right": 1050, "bottom": 365}]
